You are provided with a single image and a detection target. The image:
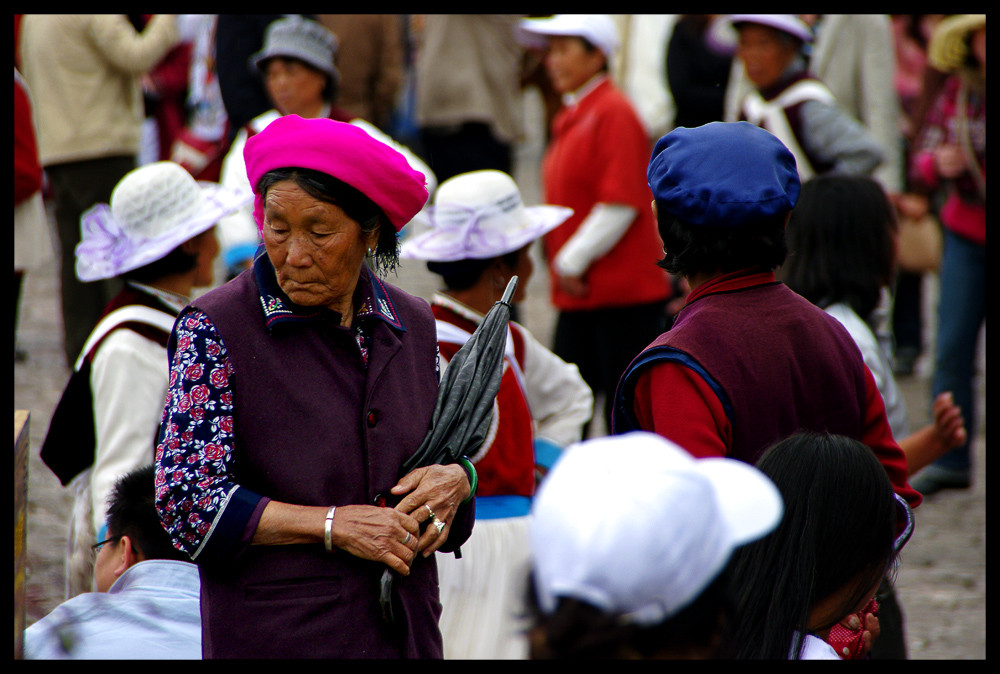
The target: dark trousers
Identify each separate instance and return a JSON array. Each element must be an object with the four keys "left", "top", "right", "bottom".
[
  {"left": 45, "top": 156, "right": 132, "bottom": 365},
  {"left": 871, "top": 578, "right": 907, "bottom": 659},
  {"left": 553, "top": 302, "right": 668, "bottom": 434},
  {"left": 419, "top": 122, "right": 512, "bottom": 184},
  {"left": 892, "top": 270, "right": 924, "bottom": 356}
]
